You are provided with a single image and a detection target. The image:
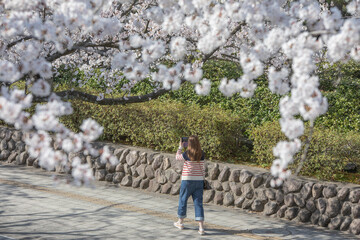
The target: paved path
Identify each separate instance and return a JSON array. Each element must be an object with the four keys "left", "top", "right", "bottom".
[{"left": 0, "top": 163, "right": 358, "bottom": 240}]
